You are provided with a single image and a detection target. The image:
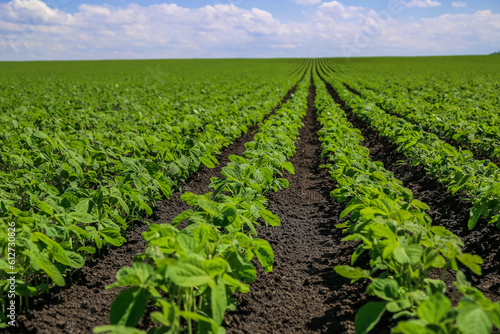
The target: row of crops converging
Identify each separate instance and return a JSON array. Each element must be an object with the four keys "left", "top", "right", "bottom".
[{"left": 1, "top": 57, "right": 499, "bottom": 333}]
